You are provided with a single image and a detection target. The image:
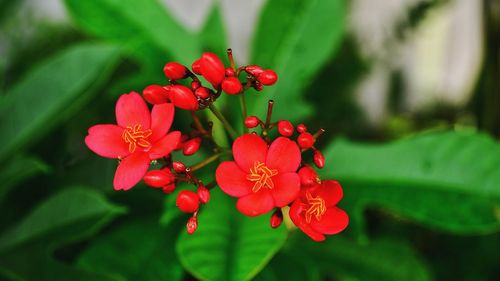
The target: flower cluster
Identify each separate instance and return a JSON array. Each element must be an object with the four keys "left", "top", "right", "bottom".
[{"left": 85, "top": 49, "right": 347, "bottom": 241}]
